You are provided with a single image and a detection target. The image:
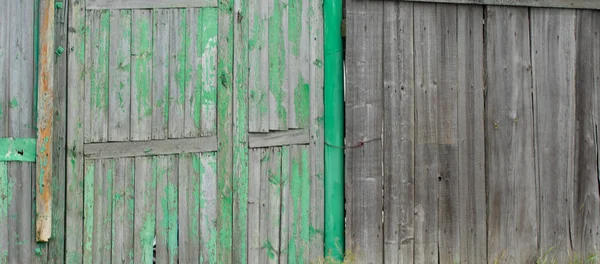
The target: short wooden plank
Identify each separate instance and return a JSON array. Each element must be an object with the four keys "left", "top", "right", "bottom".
[
  {"left": 156, "top": 155, "right": 179, "bottom": 264},
  {"left": 248, "top": 0, "right": 270, "bottom": 133},
  {"left": 131, "top": 10, "right": 153, "bottom": 141},
  {"left": 134, "top": 157, "right": 156, "bottom": 264},
  {"left": 178, "top": 153, "right": 200, "bottom": 263},
  {"left": 92, "top": 159, "right": 113, "bottom": 263},
  {"left": 398, "top": 0, "right": 600, "bottom": 10},
  {"left": 0, "top": 138, "right": 36, "bottom": 162},
  {"left": 258, "top": 149, "right": 270, "bottom": 264},
  {"left": 87, "top": 0, "right": 218, "bottom": 10},
  {"left": 531, "top": 8, "right": 577, "bottom": 262},
  {"left": 268, "top": 0, "right": 288, "bottom": 131},
  {"left": 82, "top": 160, "right": 95, "bottom": 264},
  {"left": 84, "top": 136, "right": 218, "bottom": 159},
  {"left": 66, "top": 0, "right": 87, "bottom": 261},
  {"left": 111, "top": 158, "right": 135, "bottom": 264},
  {"left": 108, "top": 9, "right": 132, "bottom": 142},
  {"left": 0, "top": 0, "right": 7, "bottom": 139},
  {"left": 571, "top": 9, "right": 600, "bottom": 258},
  {"left": 267, "top": 148, "right": 282, "bottom": 264},
  {"left": 168, "top": 9, "right": 186, "bottom": 139},
  {"left": 288, "top": 0, "right": 311, "bottom": 129},
  {"left": 485, "top": 6, "right": 537, "bottom": 263},
  {"left": 86, "top": 10, "right": 109, "bottom": 144},
  {"left": 199, "top": 152, "right": 218, "bottom": 263},
  {"left": 457, "top": 5, "right": 486, "bottom": 264},
  {"left": 0, "top": 163, "right": 8, "bottom": 263},
  {"left": 152, "top": 10, "right": 170, "bottom": 140},
  {"left": 248, "top": 129, "right": 310, "bottom": 148},
  {"left": 382, "top": 2, "right": 414, "bottom": 264},
  {"left": 184, "top": 8, "right": 202, "bottom": 138},
  {"left": 288, "top": 145, "right": 311, "bottom": 263},
  {"left": 279, "top": 146, "right": 290, "bottom": 264},
  {"left": 247, "top": 149, "right": 262, "bottom": 264},
  {"left": 345, "top": 0, "right": 384, "bottom": 261},
  {"left": 200, "top": 8, "right": 218, "bottom": 136}
]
